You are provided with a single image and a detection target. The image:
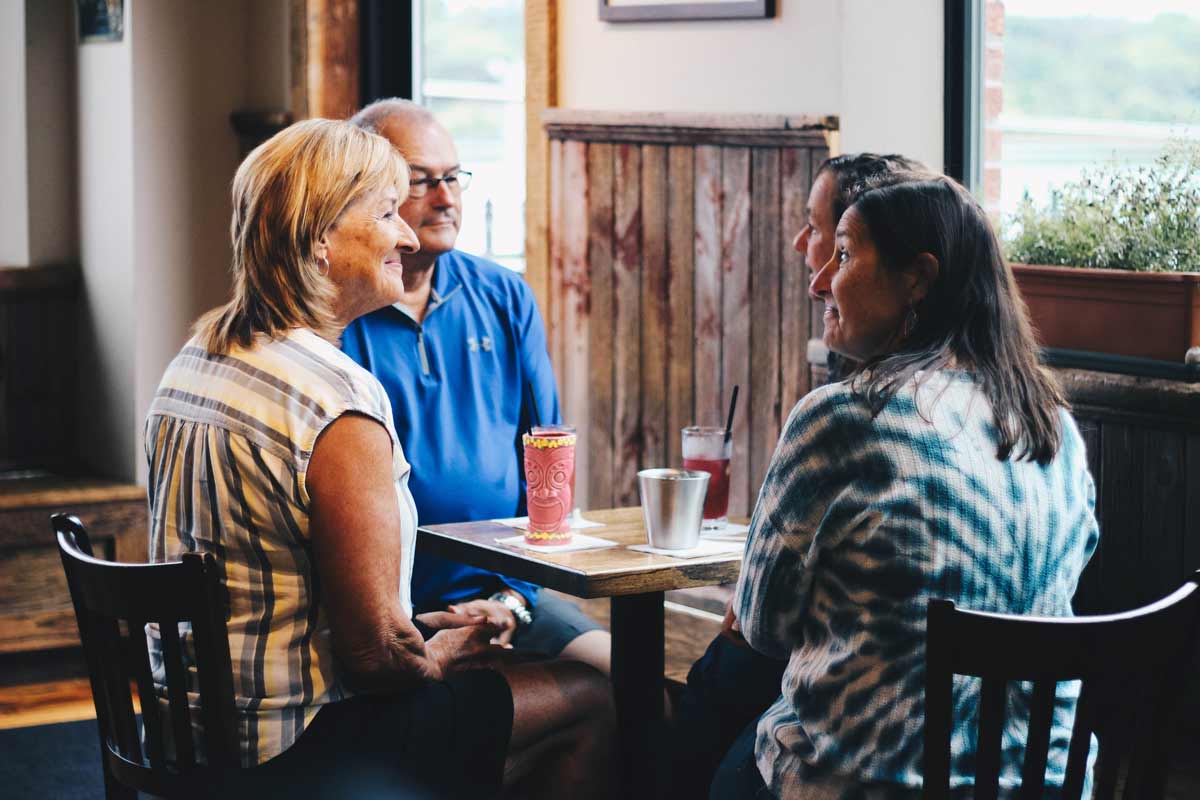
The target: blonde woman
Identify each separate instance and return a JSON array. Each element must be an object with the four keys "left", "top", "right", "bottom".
[{"left": 145, "top": 119, "right": 614, "bottom": 798}]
